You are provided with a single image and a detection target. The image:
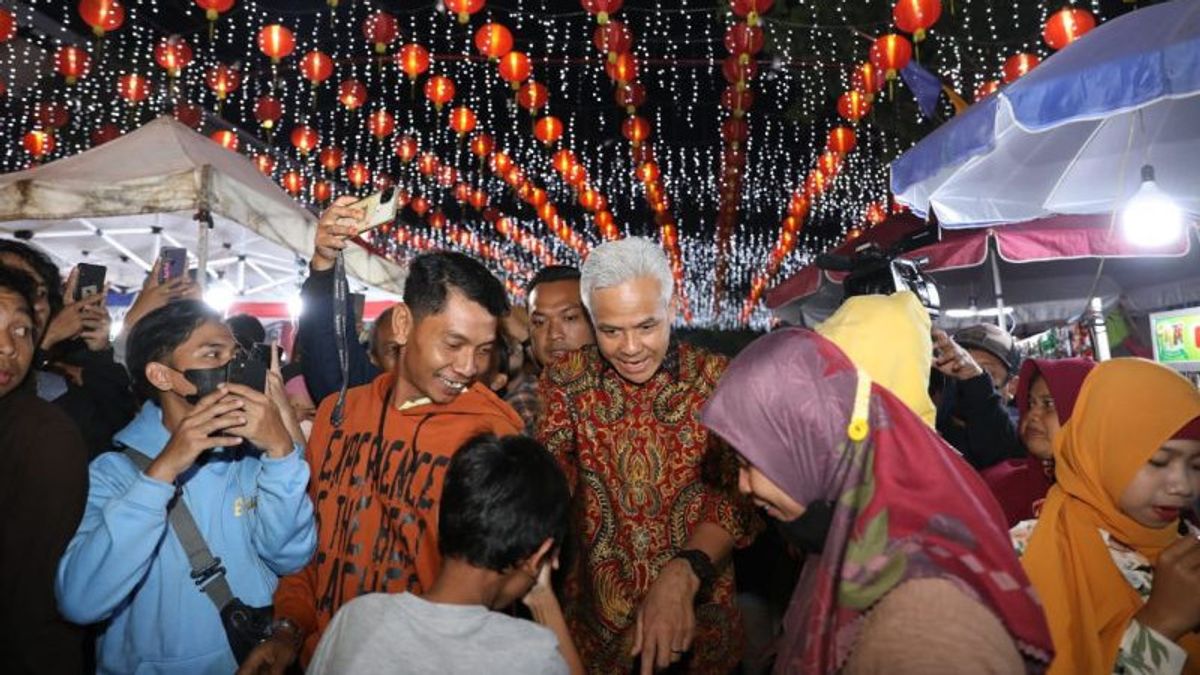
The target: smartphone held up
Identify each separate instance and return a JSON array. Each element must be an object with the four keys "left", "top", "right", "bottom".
[{"left": 350, "top": 187, "right": 399, "bottom": 235}]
